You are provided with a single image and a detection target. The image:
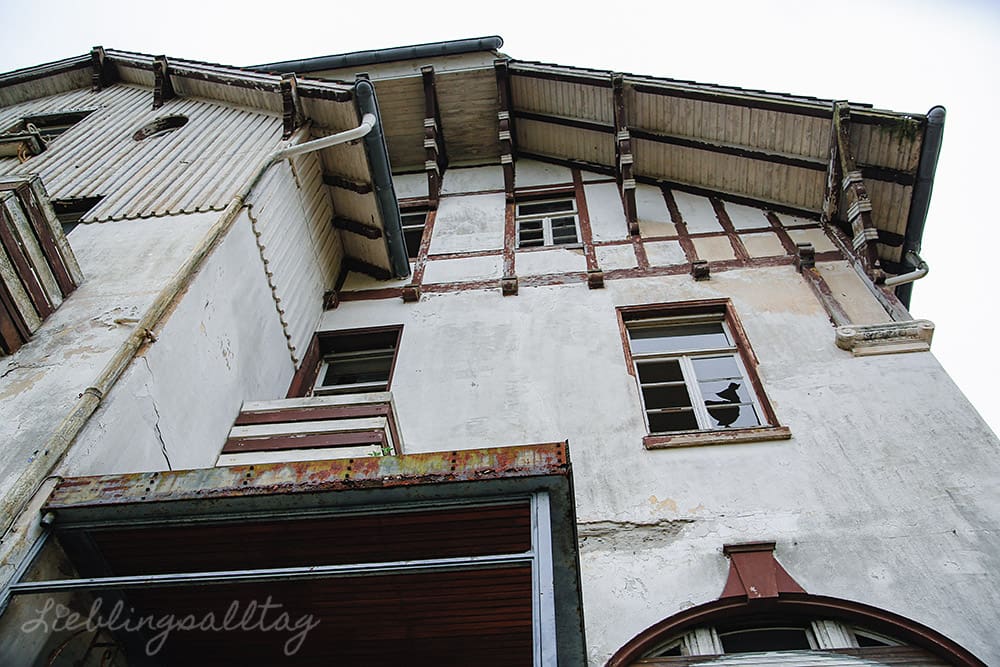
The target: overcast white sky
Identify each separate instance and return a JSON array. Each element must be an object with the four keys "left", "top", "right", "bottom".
[{"left": 2, "top": 0, "right": 998, "bottom": 434}]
